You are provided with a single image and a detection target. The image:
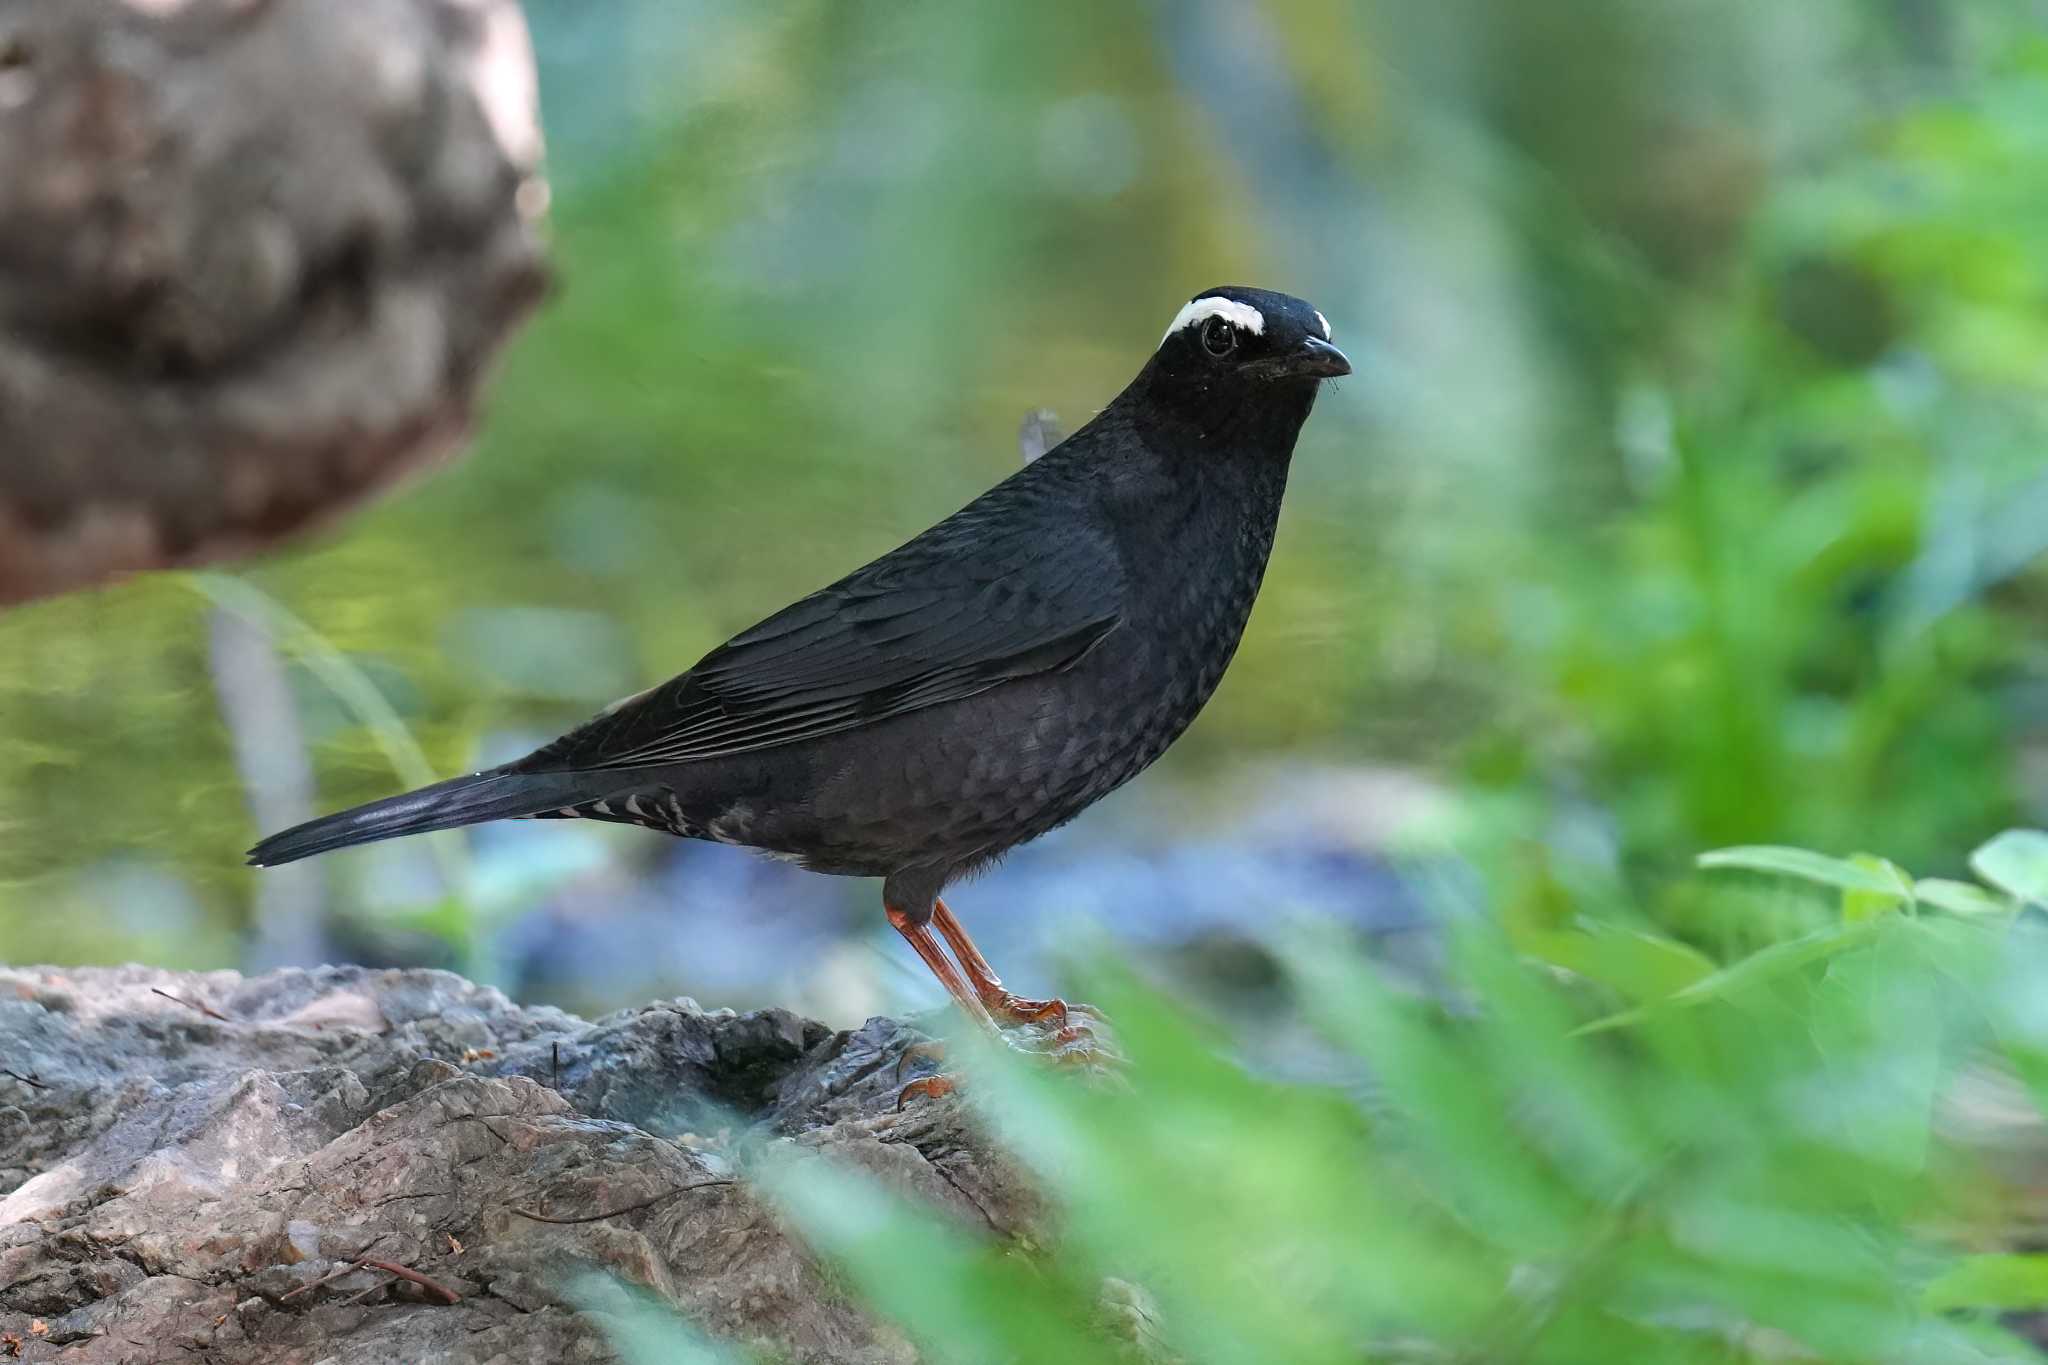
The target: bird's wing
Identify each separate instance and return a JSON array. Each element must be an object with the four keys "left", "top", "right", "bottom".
[{"left": 521, "top": 506, "right": 1124, "bottom": 772}]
